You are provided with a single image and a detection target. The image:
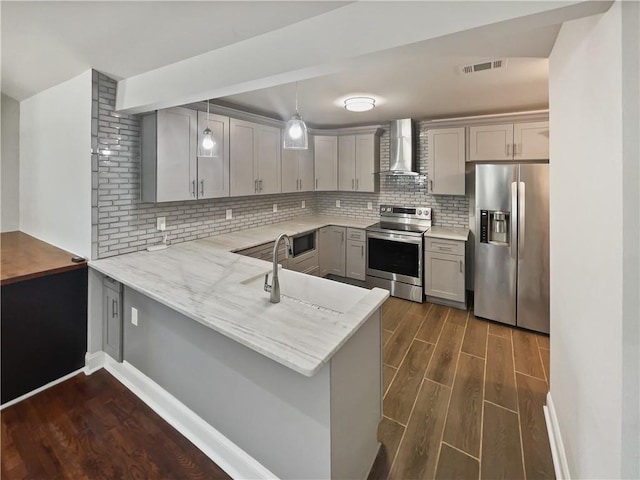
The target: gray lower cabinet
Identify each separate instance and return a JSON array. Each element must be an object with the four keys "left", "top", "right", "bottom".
[
  {"left": 424, "top": 238, "right": 466, "bottom": 308},
  {"left": 345, "top": 228, "right": 366, "bottom": 281},
  {"left": 103, "top": 276, "right": 123, "bottom": 361},
  {"left": 318, "top": 227, "right": 331, "bottom": 277},
  {"left": 327, "top": 226, "right": 346, "bottom": 277},
  {"left": 288, "top": 249, "right": 319, "bottom": 276}
]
